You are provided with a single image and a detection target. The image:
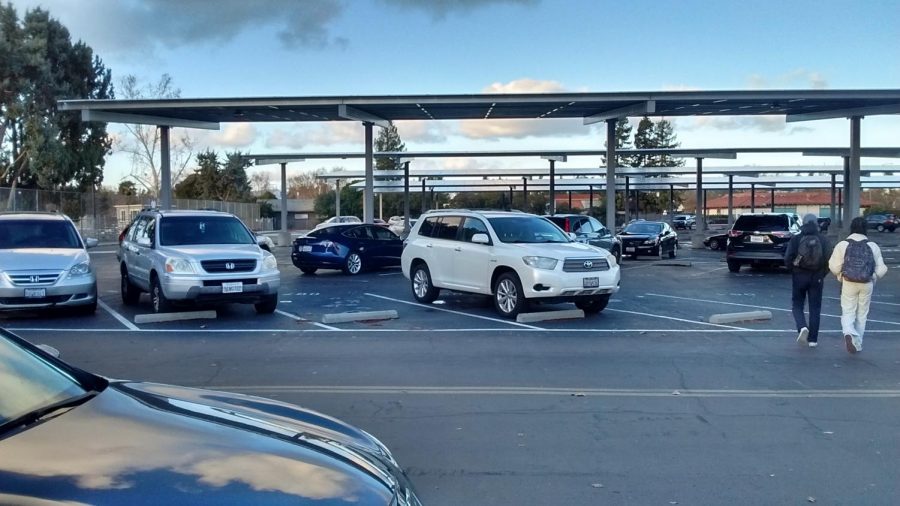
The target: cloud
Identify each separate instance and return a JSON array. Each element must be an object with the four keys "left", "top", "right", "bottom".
[
  {"left": 482, "top": 78, "right": 566, "bottom": 94},
  {"left": 458, "top": 118, "right": 592, "bottom": 140},
  {"left": 13, "top": 0, "right": 347, "bottom": 58},
  {"left": 747, "top": 69, "right": 829, "bottom": 90},
  {"left": 395, "top": 121, "right": 450, "bottom": 143},
  {"left": 195, "top": 124, "right": 259, "bottom": 148},
  {"left": 265, "top": 123, "right": 364, "bottom": 149},
  {"left": 380, "top": 0, "right": 538, "bottom": 20}
]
